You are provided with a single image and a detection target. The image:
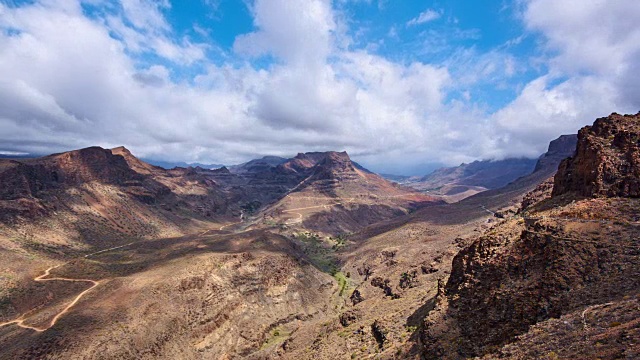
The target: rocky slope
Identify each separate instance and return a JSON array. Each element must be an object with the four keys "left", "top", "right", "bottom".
[
  {"left": 0, "top": 123, "right": 622, "bottom": 360},
  {"left": 0, "top": 230, "right": 339, "bottom": 359},
  {"left": 420, "top": 113, "right": 640, "bottom": 359},
  {"left": 259, "top": 151, "right": 438, "bottom": 235},
  {"left": 418, "top": 158, "right": 538, "bottom": 189}
]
